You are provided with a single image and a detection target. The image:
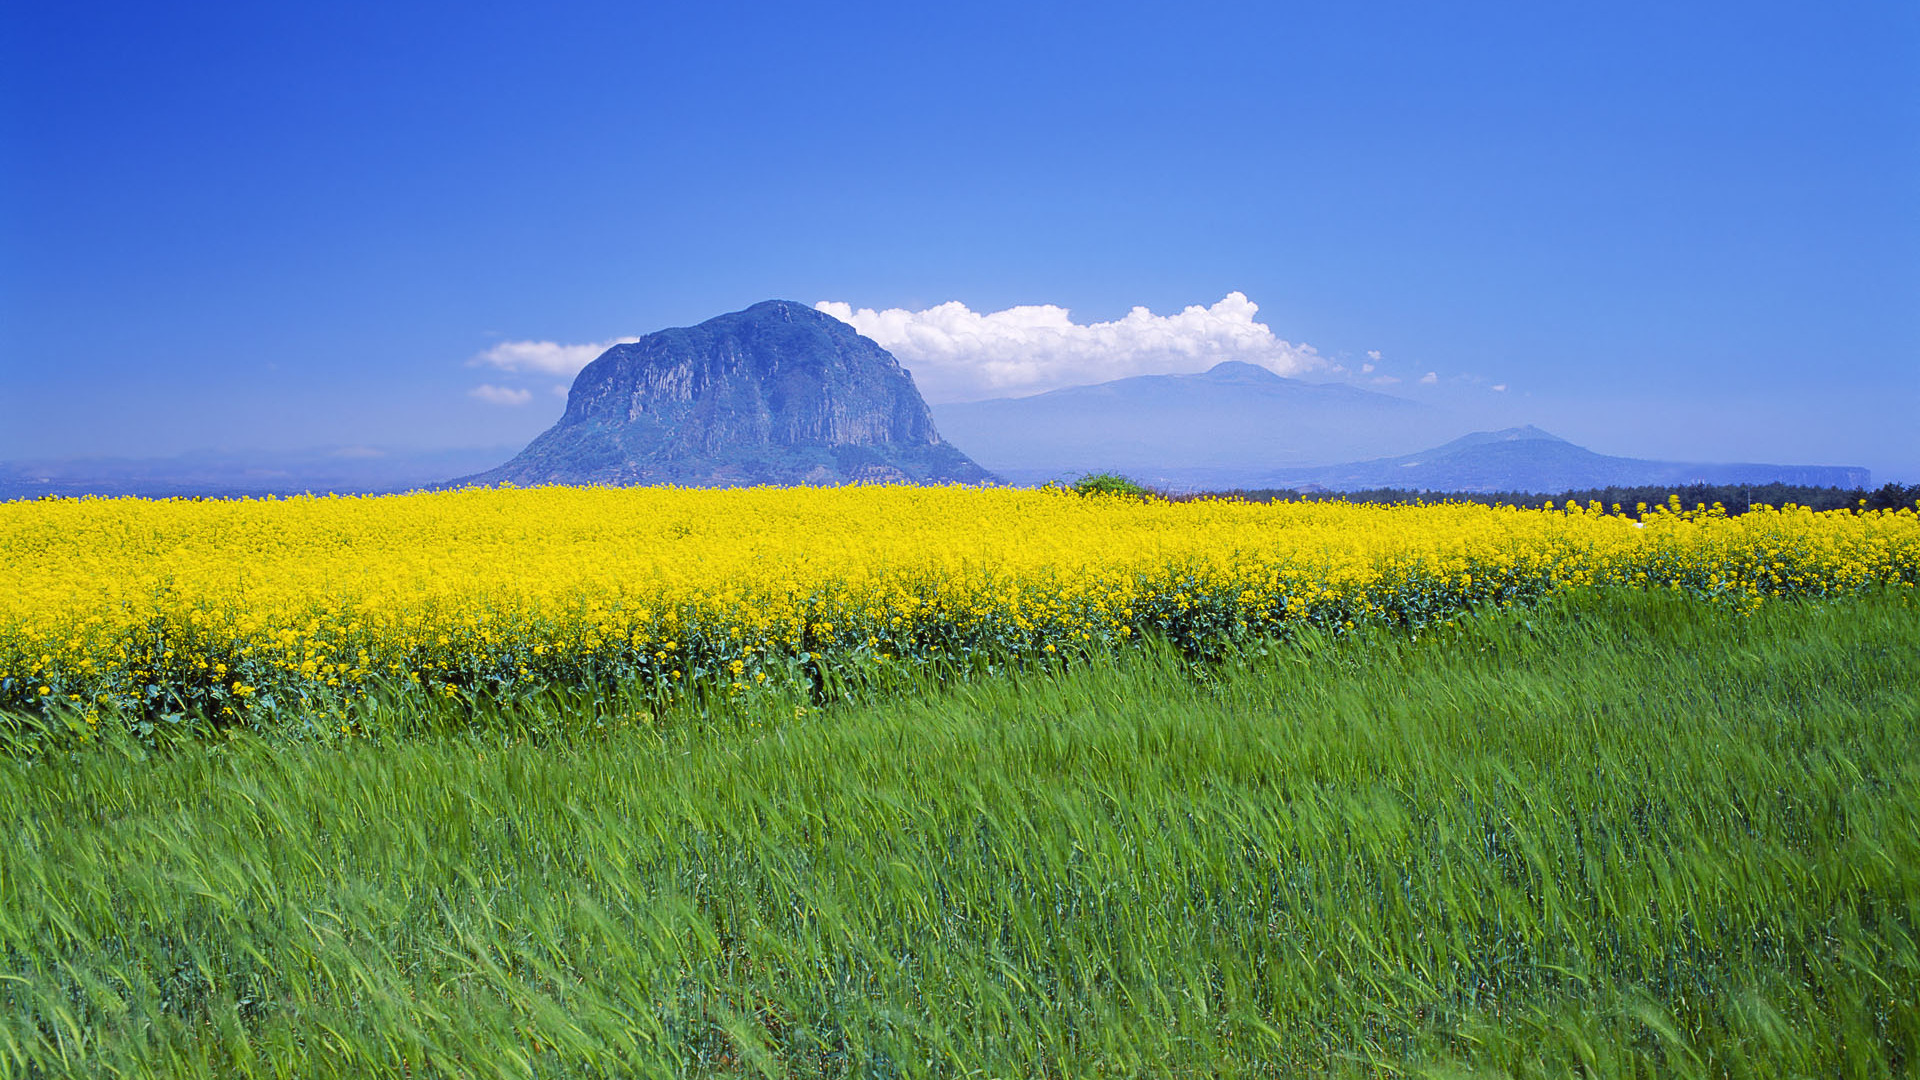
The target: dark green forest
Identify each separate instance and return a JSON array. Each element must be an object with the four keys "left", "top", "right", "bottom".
[{"left": 1183, "top": 480, "right": 1920, "bottom": 515}]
